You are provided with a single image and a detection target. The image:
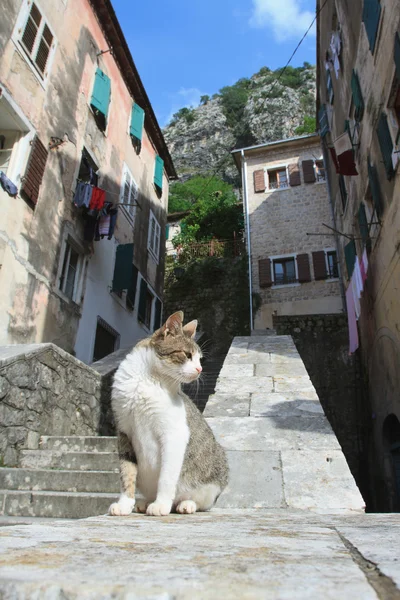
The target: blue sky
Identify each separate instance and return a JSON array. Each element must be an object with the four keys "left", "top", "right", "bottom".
[{"left": 111, "top": 0, "right": 317, "bottom": 127}]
